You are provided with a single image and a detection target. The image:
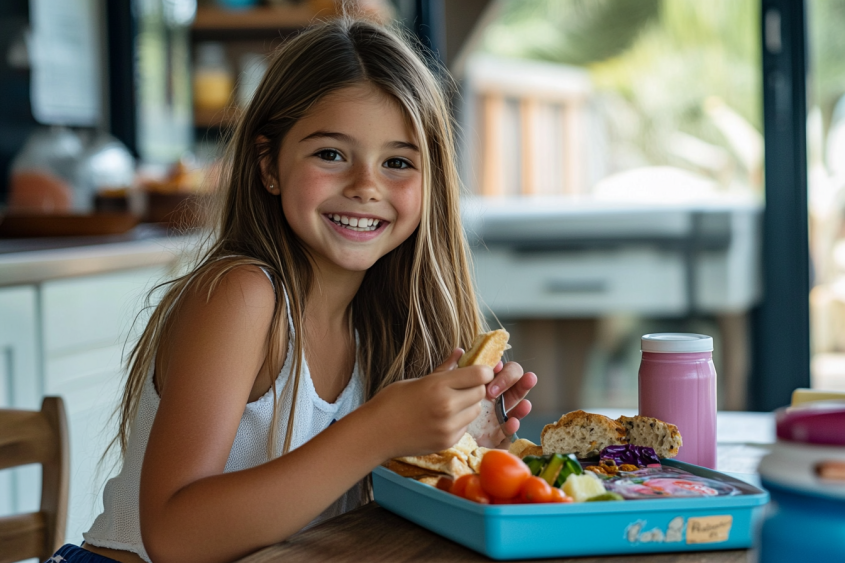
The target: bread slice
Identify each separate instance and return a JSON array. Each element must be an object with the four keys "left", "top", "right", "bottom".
[
  {"left": 459, "top": 329, "right": 510, "bottom": 368},
  {"left": 541, "top": 410, "right": 628, "bottom": 458},
  {"left": 466, "top": 447, "right": 494, "bottom": 473},
  {"left": 383, "top": 459, "right": 442, "bottom": 479},
  {"left": 416, "top": 475, "right": 443, "bottom": 486},
  {"left": 509, "top": 438, "right": 543, "bottom": 459},
  {"left": 395, "top": 432, "right": 478, "bottom": 477},
  {"left": 617, "top": 415, "right": 683, "bottom": 459}
]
